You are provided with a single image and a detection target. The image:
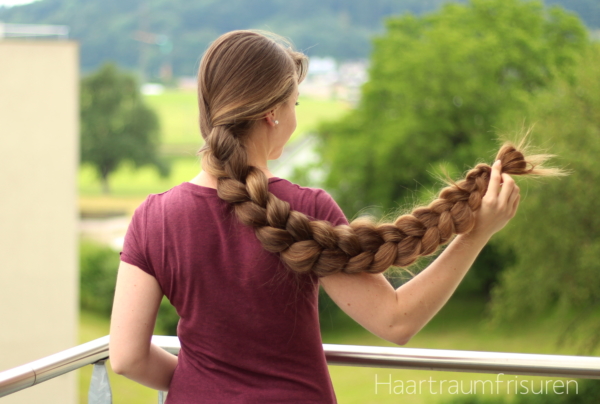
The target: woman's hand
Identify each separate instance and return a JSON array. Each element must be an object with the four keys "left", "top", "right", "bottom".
[{"left": 468, "top": 159, "right": 521, "bottom": 240}]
